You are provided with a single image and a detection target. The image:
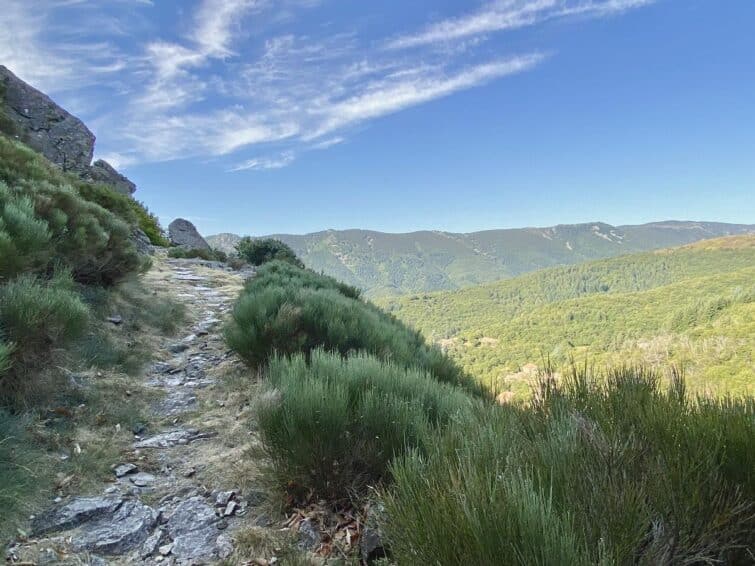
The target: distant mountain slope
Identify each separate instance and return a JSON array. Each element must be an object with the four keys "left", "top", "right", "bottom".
[
  {"left": 208, "top": 221, "right": 754, "bottom": 296},
  {"left": 375, "top": 235, "right": 755, "bottom": 397}
]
